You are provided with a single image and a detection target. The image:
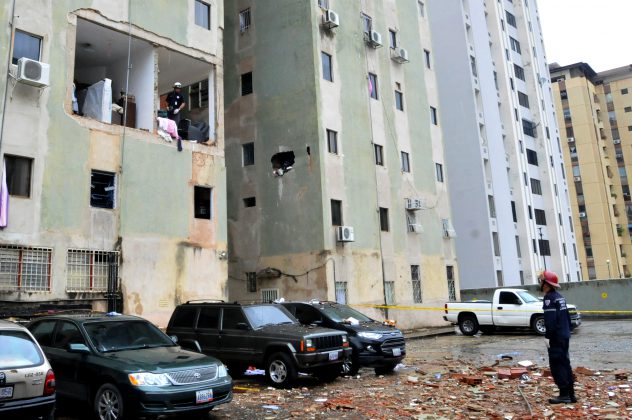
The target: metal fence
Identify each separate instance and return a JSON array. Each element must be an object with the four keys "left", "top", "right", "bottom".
[{"left": 0, "top": 245, "right": 52, "bottom": 292}]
